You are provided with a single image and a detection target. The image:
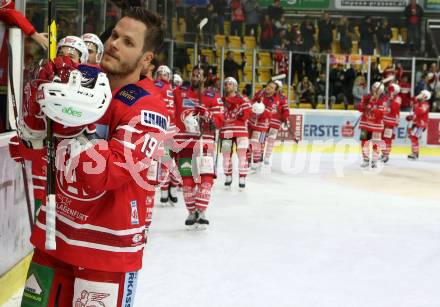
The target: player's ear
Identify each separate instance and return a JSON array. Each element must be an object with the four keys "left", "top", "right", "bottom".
[{"left": 140, "top": 51, "right": 154, "bottom": 70}]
